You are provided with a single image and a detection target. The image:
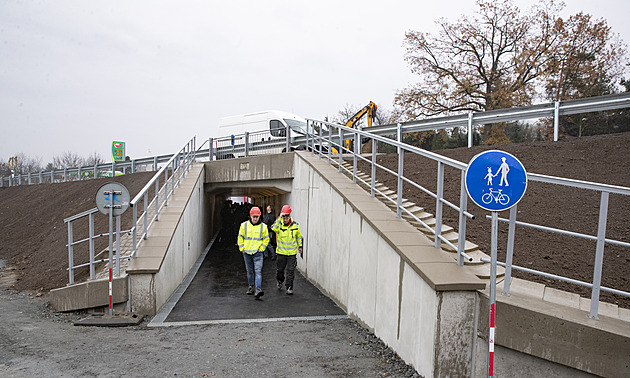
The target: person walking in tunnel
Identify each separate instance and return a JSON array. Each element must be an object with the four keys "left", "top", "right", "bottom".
[
  {"left": 271, "top": 205, "right": 303, "bottom": 295},
  {"left": 237, "top": 206, "right": 269, "bottom": 299},
  {"left": 262, "top": 205, "right": 277, "bottom": 260}
]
